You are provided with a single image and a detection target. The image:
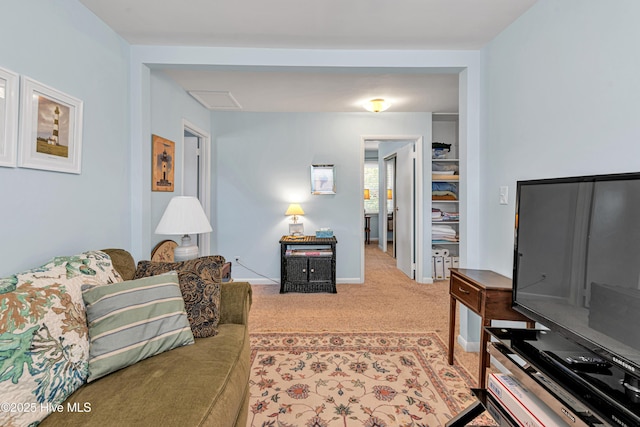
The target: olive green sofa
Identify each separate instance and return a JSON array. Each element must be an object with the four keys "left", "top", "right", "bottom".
[{"left": 35, "top": 250, "right": 252, "bottom": 427}]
